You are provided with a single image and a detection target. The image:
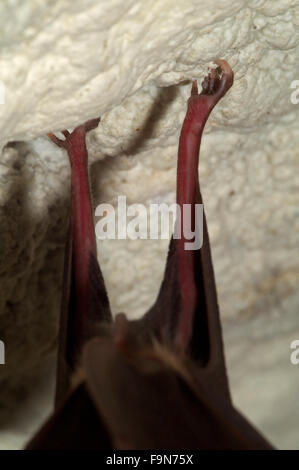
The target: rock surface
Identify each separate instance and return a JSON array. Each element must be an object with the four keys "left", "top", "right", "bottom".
[{"left": 0, "top": 0, "right": 298, "bottom": 449}]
